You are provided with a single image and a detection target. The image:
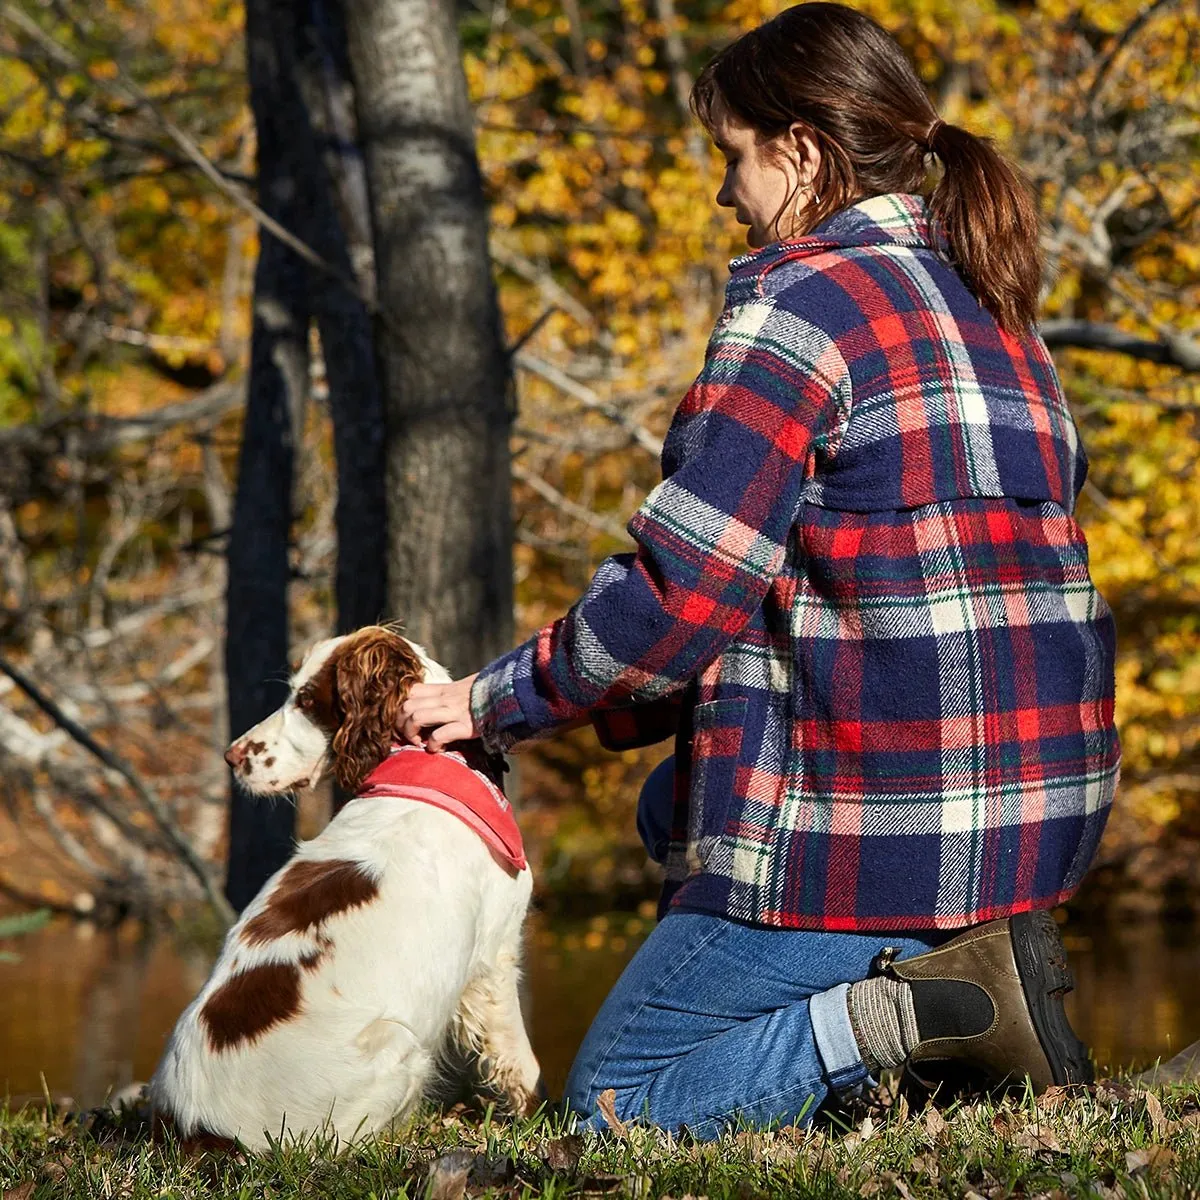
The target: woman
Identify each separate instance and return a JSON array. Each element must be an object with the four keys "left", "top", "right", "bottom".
[{"left": 398, "top": 2, "right": 1119, "bottom": 1138}]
